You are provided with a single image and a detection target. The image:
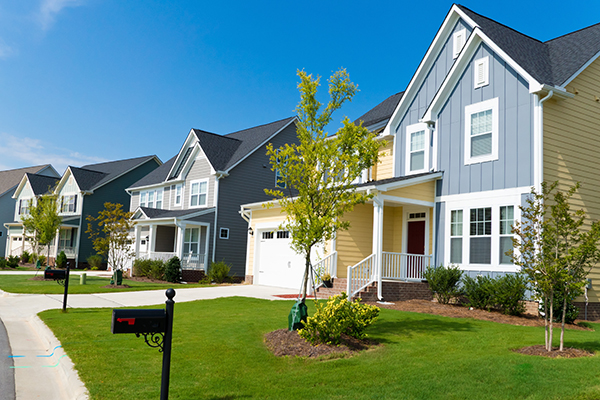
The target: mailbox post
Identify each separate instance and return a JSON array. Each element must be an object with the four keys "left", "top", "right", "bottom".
[
  {"left": 44, "top": 262, "right": 70, "bottom": 312},
  {"left": 111, "top": 289, "right": 176, "bottom": 400},
  {"left": 62, "top": 262, "right": 70, "bottom": 312}
]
